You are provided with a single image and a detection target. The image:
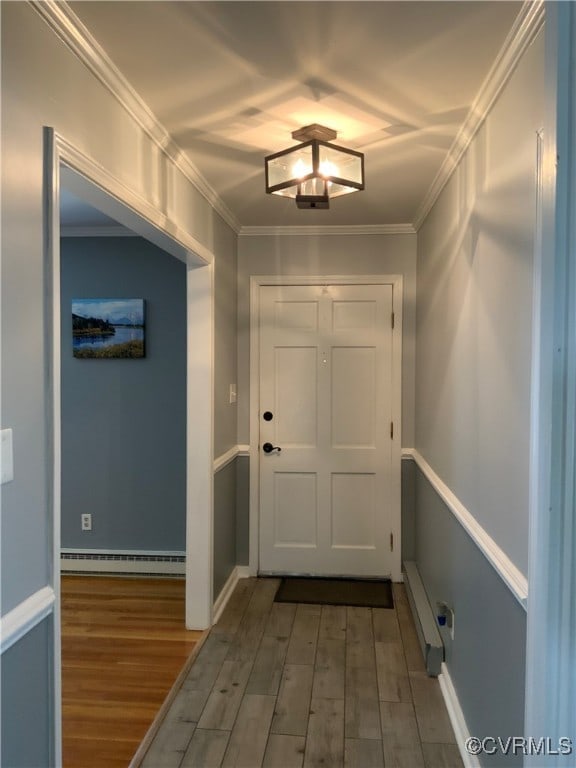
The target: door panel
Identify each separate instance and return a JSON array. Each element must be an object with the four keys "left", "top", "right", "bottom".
[
  {"left": 275, "top": 347, "right": 317, "bottom": 446},
  {"left": 331, "top": 473, "right": 376, "bottom": 548},
  {"left": 331, "top": 347, "right": 376, "bottom": 447},
  {"left": 274, "top": 473, "right": 318, "bottom": 547},
  {"left": 259, "top": 283, "right": 396, "bottom": 577}
]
